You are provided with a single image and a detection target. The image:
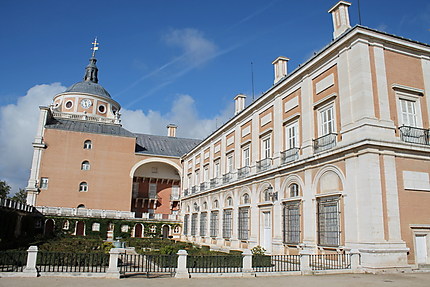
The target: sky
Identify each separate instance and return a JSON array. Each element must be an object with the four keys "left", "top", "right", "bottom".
[{"left": 0, "top": 0, "right": 429, "bottom": 194}]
